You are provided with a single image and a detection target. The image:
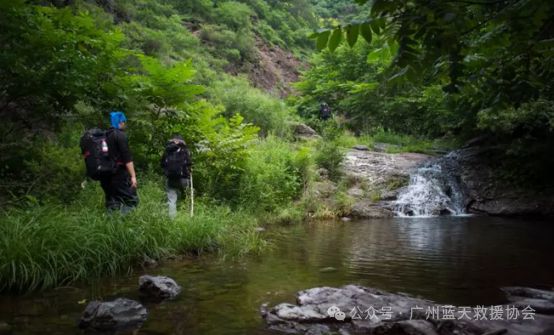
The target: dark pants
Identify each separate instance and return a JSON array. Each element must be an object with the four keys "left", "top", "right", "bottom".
[{"left": 100, "top": 168, "right": 139, "bottom": 213}]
